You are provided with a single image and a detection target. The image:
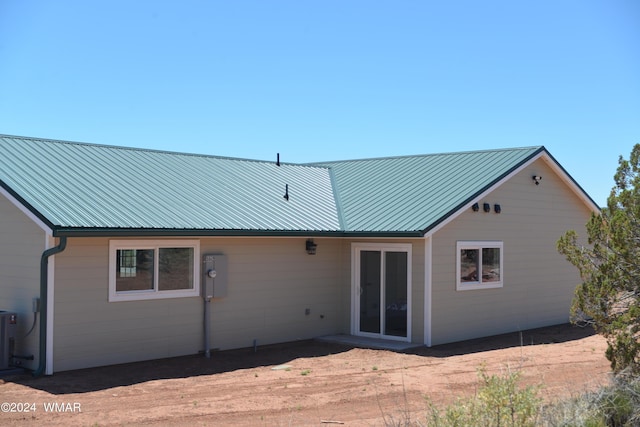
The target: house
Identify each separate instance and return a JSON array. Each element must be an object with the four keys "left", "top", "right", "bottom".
[{"left": 0, "top": 134, "right": 598, "bottom": 374}]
